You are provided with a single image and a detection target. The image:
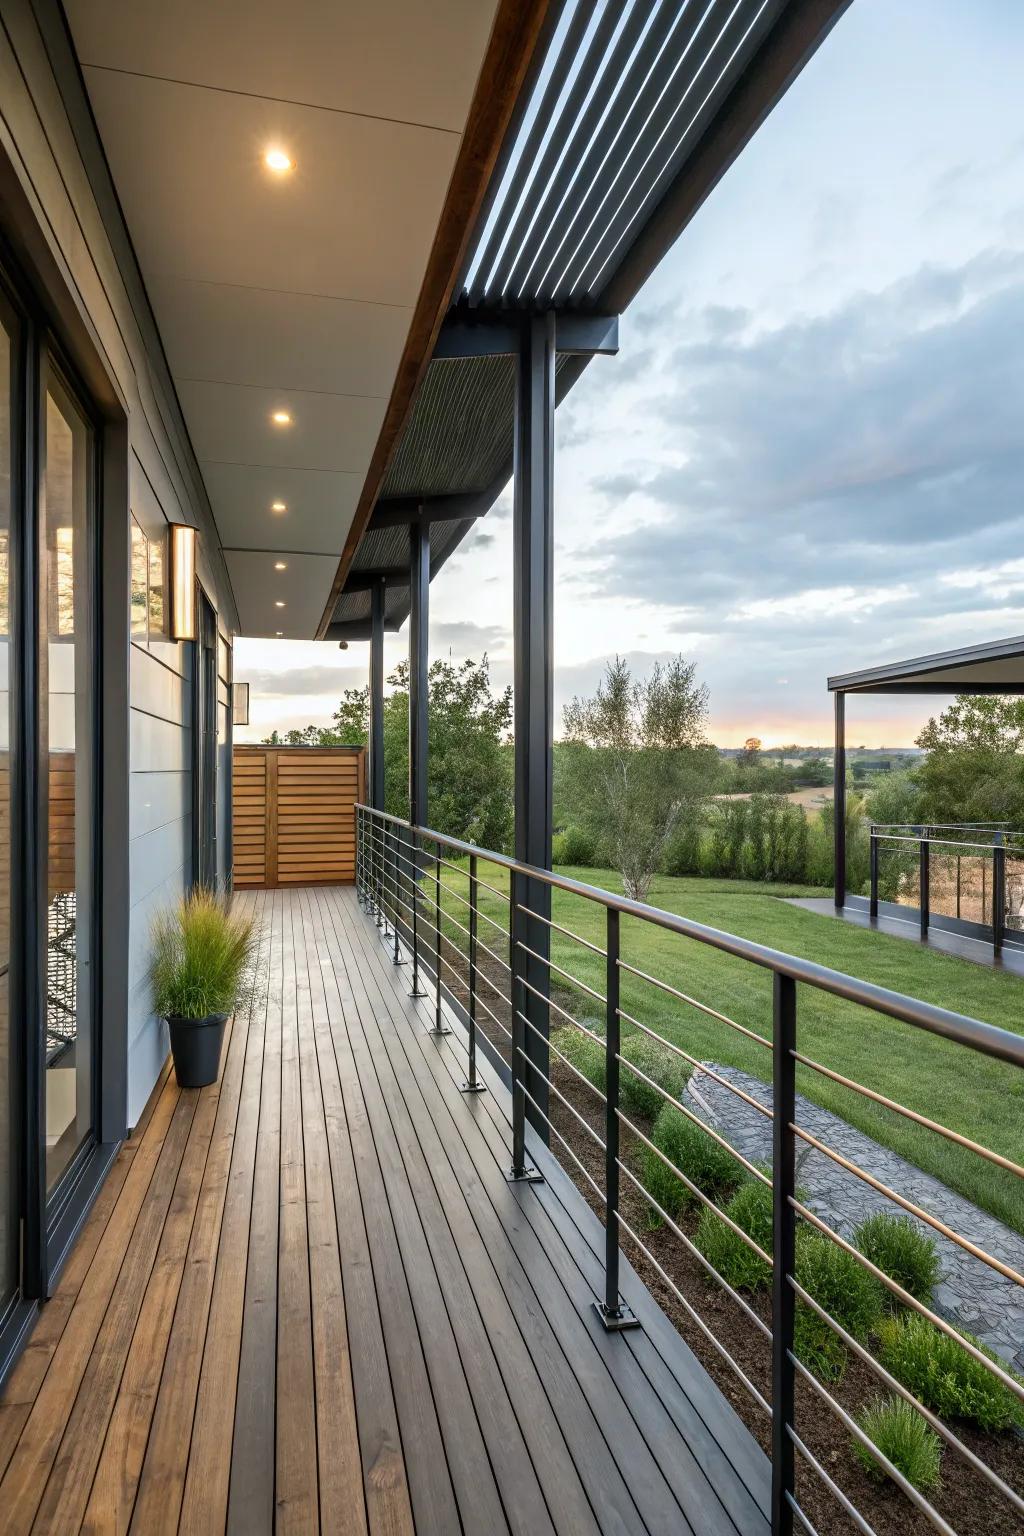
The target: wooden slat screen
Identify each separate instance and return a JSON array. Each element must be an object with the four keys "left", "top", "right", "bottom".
[{"left": 232, "top": 745, "right": 365, "bottom": 889}]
